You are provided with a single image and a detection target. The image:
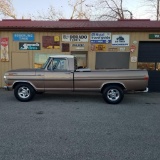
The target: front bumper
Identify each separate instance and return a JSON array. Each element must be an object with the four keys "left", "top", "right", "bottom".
[{"left": 3, "top": 86, "right": 12, "bottom": 91}]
